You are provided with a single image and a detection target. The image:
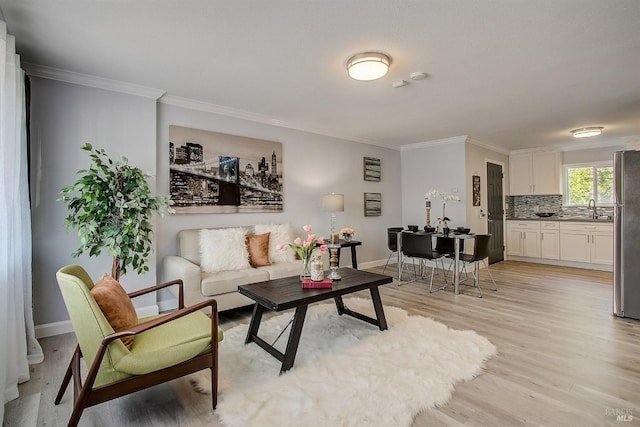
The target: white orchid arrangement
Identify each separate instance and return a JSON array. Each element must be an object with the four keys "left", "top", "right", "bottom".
[
  {"left": 424, "top": 189, "right": 460, "bottom": 222},
  {"left": 424, "top": 189, "right": 461, "bottom": 202}
]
